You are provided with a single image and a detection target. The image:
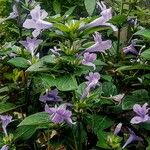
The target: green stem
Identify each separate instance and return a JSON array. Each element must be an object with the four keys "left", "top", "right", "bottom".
[
  {"left": 47, "top": 127, "right": 50, "bottom": 150},
  {"left": 77, "top": 120, "right": 82, "bottom": 150},
  {"left": 116, "top": 0, "right": 124, "bottom": 63},
  {"left": 120, "top": 0, "right": 124, "bottom": 15},
  {"left": 116, "top": 27, "right": 121, "bottom": 63}
]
